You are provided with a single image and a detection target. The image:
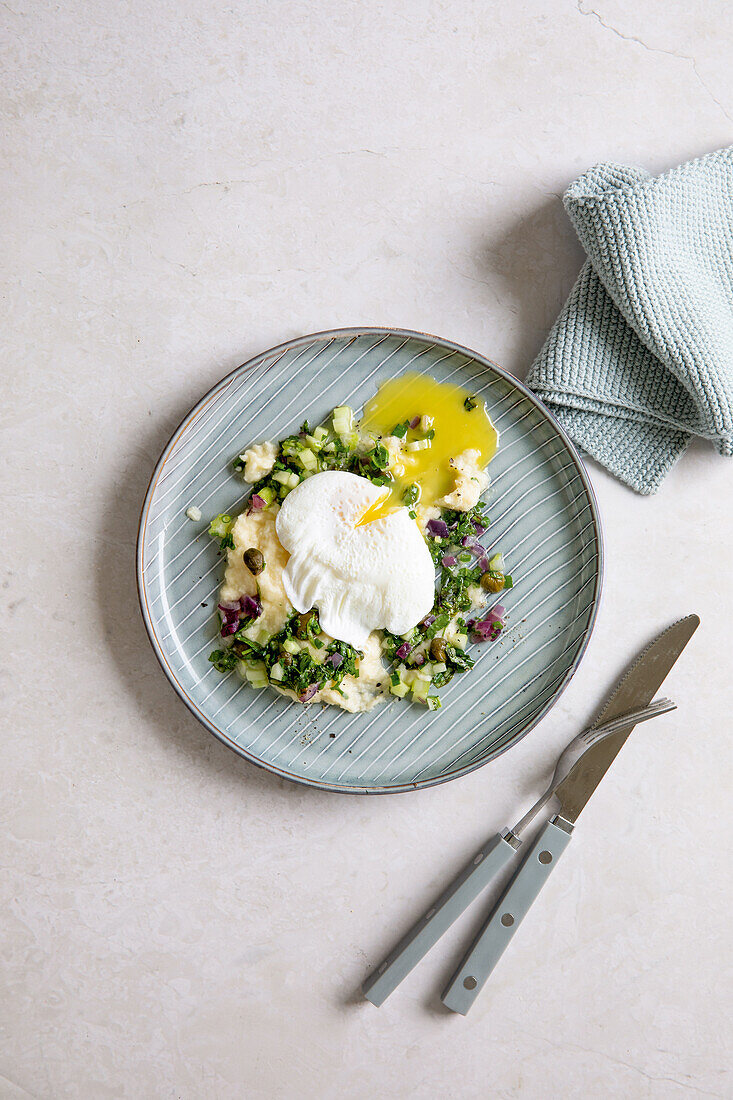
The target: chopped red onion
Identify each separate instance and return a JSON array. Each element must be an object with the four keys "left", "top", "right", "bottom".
[
  {"left": 426, "top": 519, "right": 449, "bottom": 538},
  {"left": 441, "top": 554, "right": 458, "bottom": 567},
  {"left": 478, "top": 555, "right": 489, "bottom": 572},
  {"left": 413, "top": 653, "right": 425, "bottom": 666},
  {"left": 472, "top": 520, "right": 486, "bottom": 535},
  {"left": 250, "top": 493, "right": 265, "bottom": 510},
  {"left": 239, "top": 594, "right": 262, "bottom": 620},
  {"left": 326, "top": 652, "right": 343, "bottom": 669},
  {"left": 461, "top": 534, "right": 477, "bottom": 547},
  {"left": 299, "top": 684, "right": 318, "bottom": 703},
  {"left": 471, "top": 607, "right": 506, "bottom": 641},
  {"left": 218, "top": 604, "right": 241, "bottom": 636},
  {"left": 420, "top": 614, "right": 436, "bottom": 628},
  {"left": 409, "top": 415, "right": 421, "bottom": 429},
  {"left": 469, "top": 544, "right": 485, "bottom": 558},
  {"left": 395, "top": 641, "right": 412, "bottom": 659}
]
